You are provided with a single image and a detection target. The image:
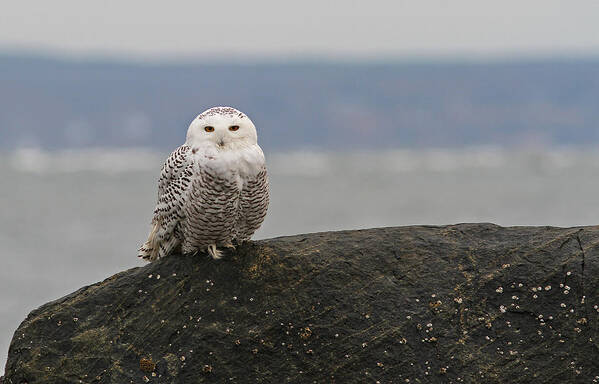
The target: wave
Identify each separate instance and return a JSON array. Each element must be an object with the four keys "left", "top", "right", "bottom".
[
  {"left": 6, "top": 147, "right": 599, "bottom": 175},
  {"left": 7, "top": 147, "right": 164, "bottom": 174}
]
